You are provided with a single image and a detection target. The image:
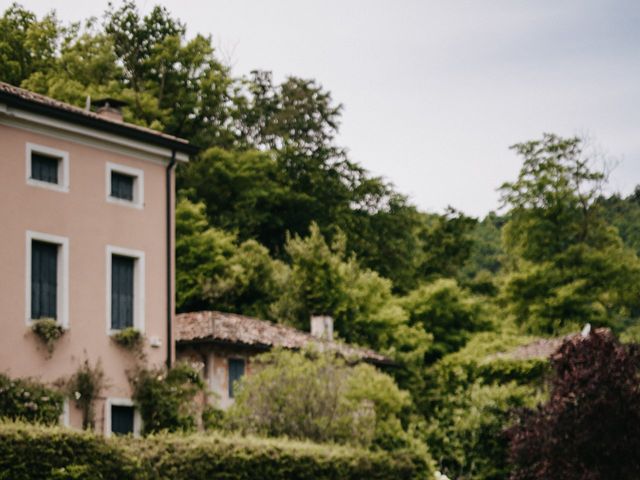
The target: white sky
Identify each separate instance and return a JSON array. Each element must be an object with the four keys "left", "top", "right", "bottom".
[{"left": 13, "top": 0, "right": 640, "bottom": 216}]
